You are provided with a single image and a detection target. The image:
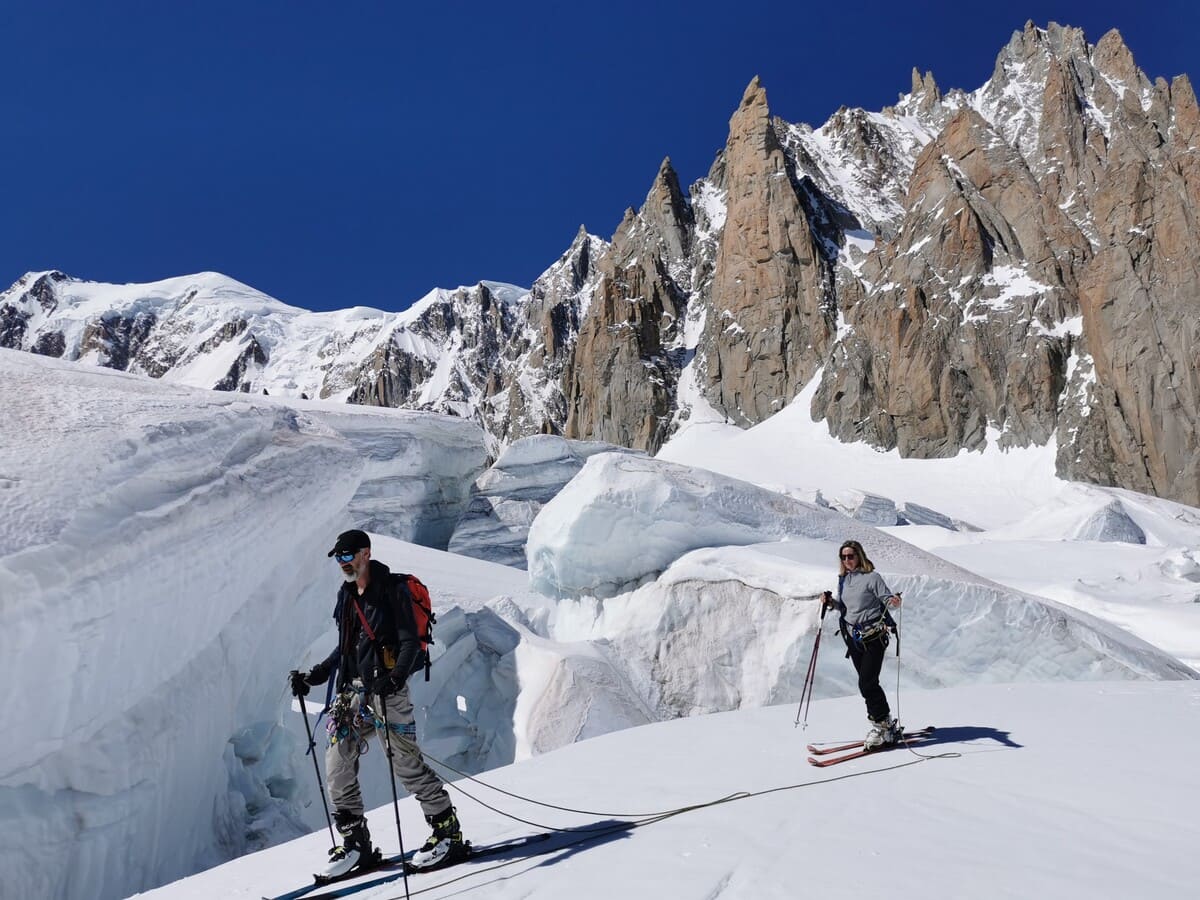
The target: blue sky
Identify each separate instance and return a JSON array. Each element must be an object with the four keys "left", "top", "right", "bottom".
[{"left": 2, "top": 1, "right": 1194, "bottom": 312}]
